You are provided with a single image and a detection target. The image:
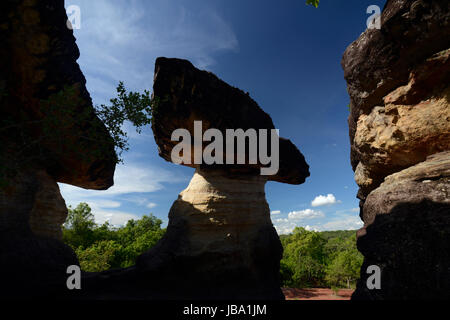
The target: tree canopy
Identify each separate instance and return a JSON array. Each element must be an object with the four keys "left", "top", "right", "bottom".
[
  {"left": 63, "top": 203, "right": 165, "bottom": 272},
  {"left": 280, "top": 227, "right": 363, "bottom": 289}
]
